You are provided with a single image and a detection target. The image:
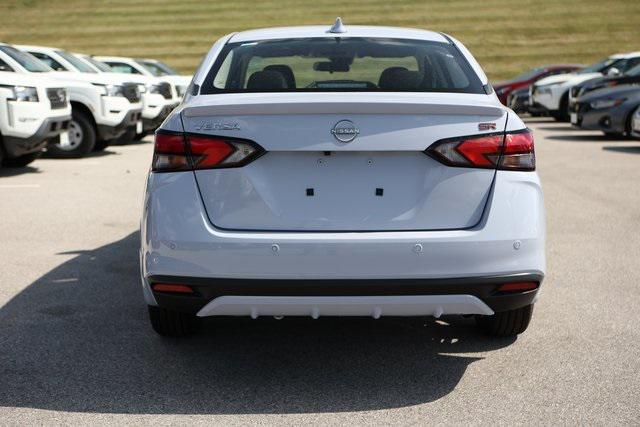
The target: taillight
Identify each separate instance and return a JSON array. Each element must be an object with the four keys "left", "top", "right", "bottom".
[
  {"left": 426, "top": 129, "right": 535, "bottom": 171},
  {"left": 152, "top": 131, "right": 264, "bottom": 172}
]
